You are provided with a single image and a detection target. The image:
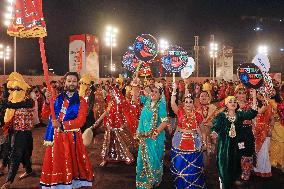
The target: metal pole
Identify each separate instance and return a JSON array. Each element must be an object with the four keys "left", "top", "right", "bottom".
[
  {"left": 14, "top": 37, "right": 16, "bottom": 72},
  {"left": 213, "top": 56, "right": 215, "bottom": 80},
  {"left": 110, "top": 34, "right": 113, "bottom": 77},
  {"left": 4, "top": 55, "right": 6, "bottom": 75},
  {"left": 209, "top": 58, "right": 212, "bottom": 78}
]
